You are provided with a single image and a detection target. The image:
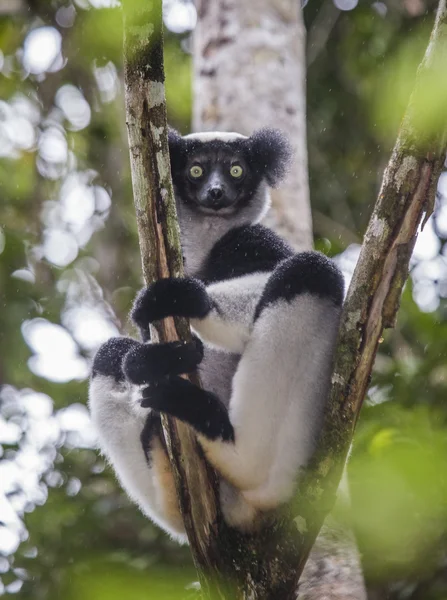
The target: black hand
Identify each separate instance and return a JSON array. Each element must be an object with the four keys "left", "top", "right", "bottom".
[
  {"left": 141, "top": 376, "right": 234, "bottom": 442},
  {"left": 123, "top": 336, "right": 204, "bottom": 384},
  {"left": 91, "top": 337, "right": 140, "bottom": 382},
  {"left": 131, "top": 277, "right": 212, "bottom": 331}
]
